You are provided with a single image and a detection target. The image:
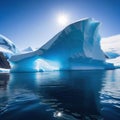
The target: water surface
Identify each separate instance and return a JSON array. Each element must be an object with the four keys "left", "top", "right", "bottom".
[{"left": 0, "top": 70, "right": 120, "bottom": 120}]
